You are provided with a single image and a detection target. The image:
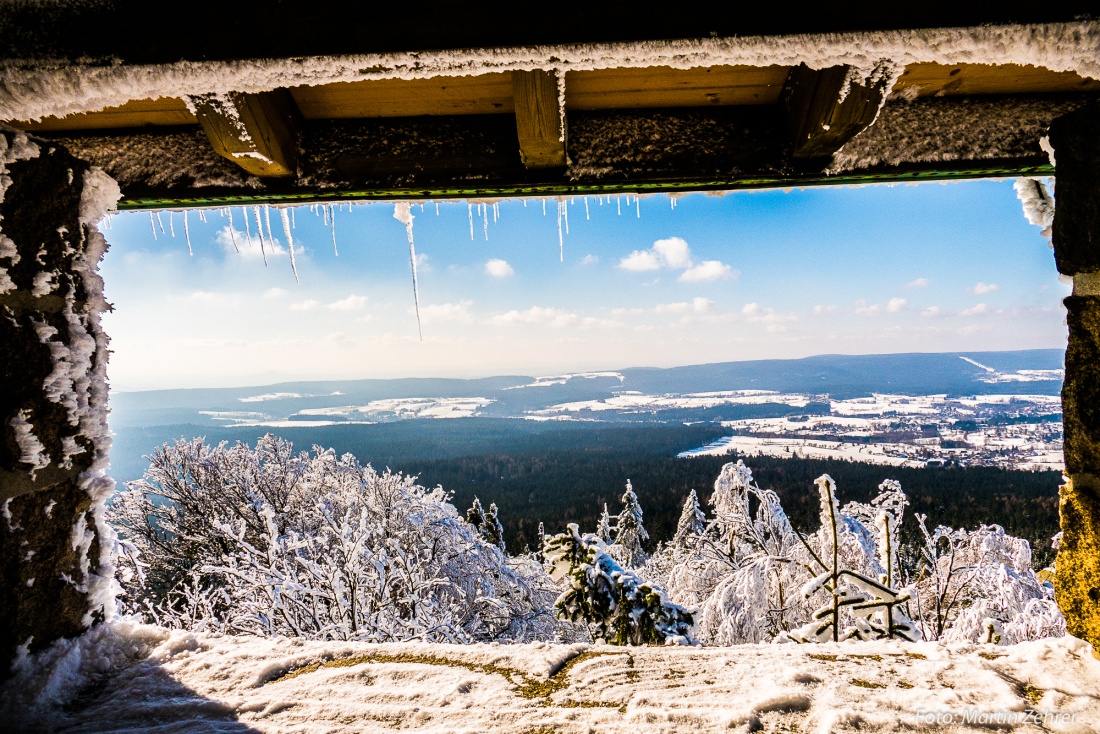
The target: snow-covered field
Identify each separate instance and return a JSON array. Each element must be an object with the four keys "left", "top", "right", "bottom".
[{"left": 5, "top": 623, "right": 1098, "bottom": 733}]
